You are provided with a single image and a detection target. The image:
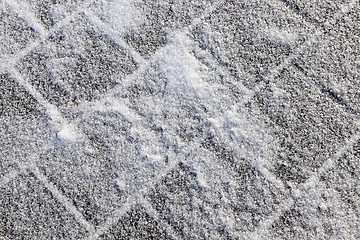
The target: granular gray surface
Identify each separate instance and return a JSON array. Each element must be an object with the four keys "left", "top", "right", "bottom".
[{"left": 1, "top": 0, "right": 359, "bottom": 239}]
